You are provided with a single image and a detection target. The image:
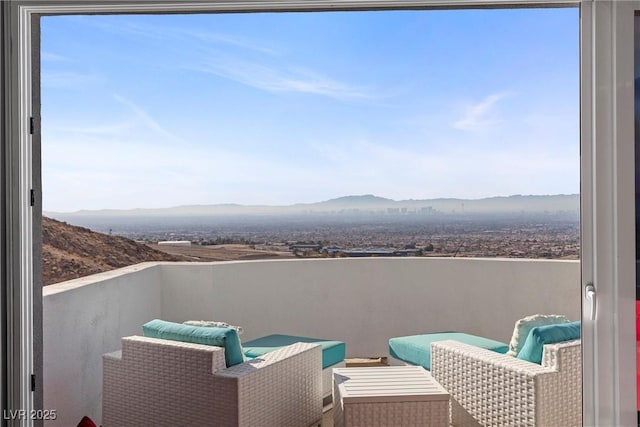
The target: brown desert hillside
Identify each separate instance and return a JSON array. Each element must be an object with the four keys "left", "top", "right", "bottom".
[{"left": 42, "top": 216, "right": 187, "bottom": 286}]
